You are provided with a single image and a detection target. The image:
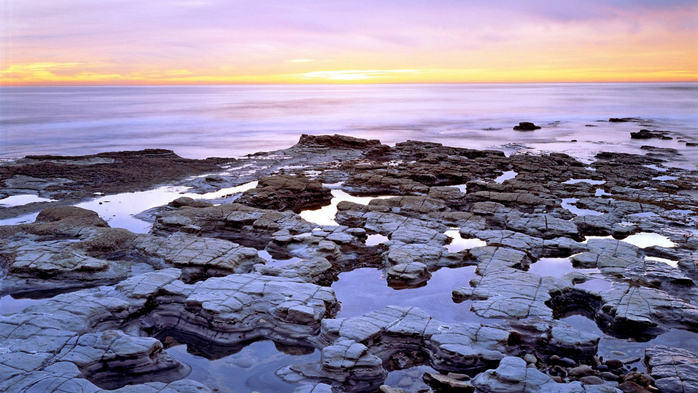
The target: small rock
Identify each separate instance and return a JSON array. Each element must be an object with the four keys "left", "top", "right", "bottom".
[
  {"left": 580, "top": 376, "right": 605, "bottom": 385},
  {"left": 170, "top": 196, "right": 194, "bottom": 207},
  {"left": 524, "top": 354, "right": 537, "bottom": 364},
  {"left": 423, "top": 372, "right": 475, "bottom": 392},
  {"left": 380, "top": 386, "right": 407, "bottom": 393},
  {"left": 398, "top": 377, "right": 413, "bottom": 387},
  {"left": 618, "top": 381, "right": 651, "bottom": 393},
  {"left": 569, "top": 365, "right": 594, "bottom": 377},
  {"left": 622, "top": 372, "right": 653, "bottom": 388},
  {"left": 559, "top": 357, "right": 577, "bottom": 367},
  {"left": 605, "top": 359, "right": 624, "bottom": 370},
  {"left": 600, "top": 372, "right": 620, "bottom": 381},
  {"left": 447, "top": 373, "right": 471, "bottom": 381}
]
